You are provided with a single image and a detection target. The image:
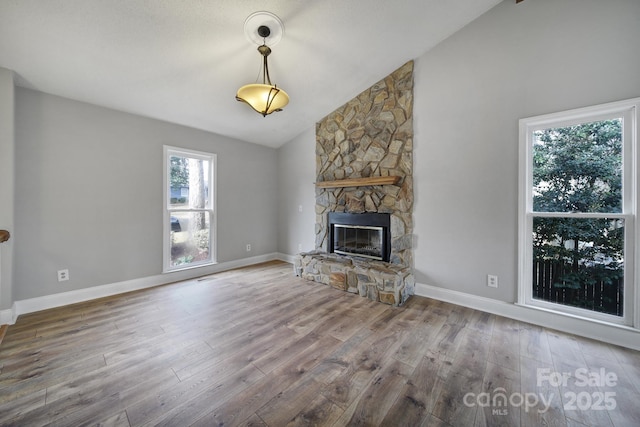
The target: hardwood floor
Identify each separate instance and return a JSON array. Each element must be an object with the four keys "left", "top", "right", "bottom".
[{"left": 0, "top": 260, "right": 638, "bottom": 426}]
